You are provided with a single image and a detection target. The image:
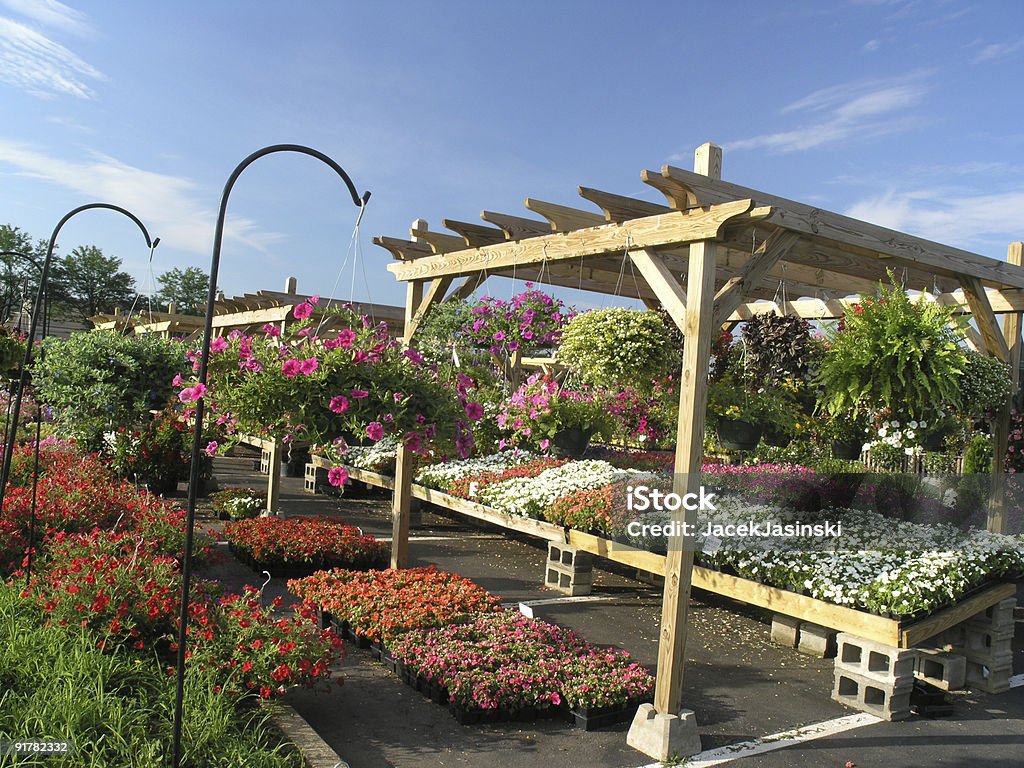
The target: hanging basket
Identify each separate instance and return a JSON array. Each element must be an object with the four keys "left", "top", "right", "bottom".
[
  {"left": 551, "top": 426, "right": 595, "bottom": 458},
  {"left": 831, "top": 439, "right": 864, "bottom": 460},
  {"left": 716, "top": 419, "right": 763, "bottom": 452},
  {"left": 762, "top": 425, "right": 792, "bottom": 448},
  {"left": 923, "top": 424, "right": 955, "bottom": 453}
]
